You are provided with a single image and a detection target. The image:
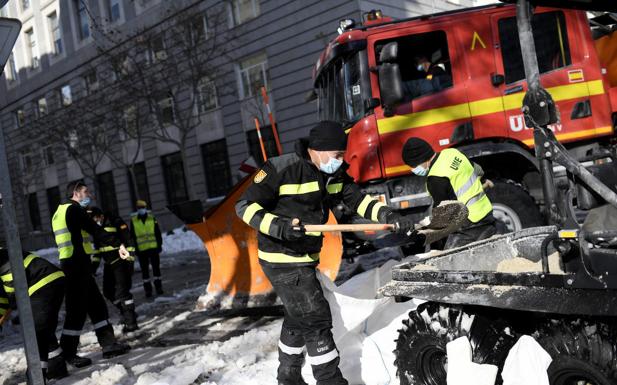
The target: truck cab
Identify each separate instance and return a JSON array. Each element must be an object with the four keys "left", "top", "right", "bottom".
[{"left": 313, "top": 4, "right": 617, "bottom": 235}]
